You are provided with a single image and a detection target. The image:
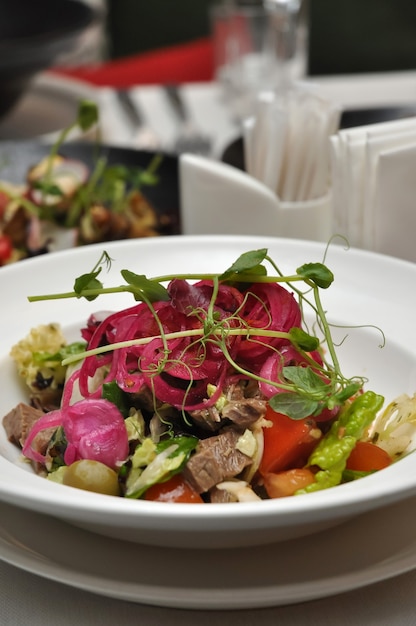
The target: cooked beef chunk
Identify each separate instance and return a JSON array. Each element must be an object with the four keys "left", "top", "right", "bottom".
[
  {"left": 243, "top": 379, "right": 263, "bottom": 398},
  {"left": 188, "top": 404, "right": 222, "bottom": 431},
  {"left": 209, "top": 485, "right": 238, "bottom": 503},
  {"left": 182, "top": 429, "right": 252, "bottom": 494},
  {"left": 130, "top": 384, "right": 162, "bottom": 412},
  {"left": 3, "top": 402, "right": 54, "bottom": 457},
  {"left": 225, "top": 380, "right": 261, "bottom": 400},
  {"left": 3, "top": 402, "right": 44, "bottom": 447},
  {"left": 225, "top": 382, "right": 245, "bottom": 401},
  {"left": 30, "top": 388, "right": 62, "bottom": 413},
  {"left": 226, "top": 379, "right": 264, "bottom": 400},
  {"left": 189, "top": 379, "right": 267, "bottom": 432},
  {"left": 221, "top": 398, "right": 266, "bottom": 428},
  {"left": 190, "top": 396, "right": 266, "bottom": 432}
]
